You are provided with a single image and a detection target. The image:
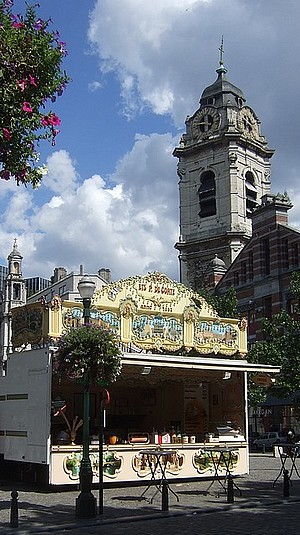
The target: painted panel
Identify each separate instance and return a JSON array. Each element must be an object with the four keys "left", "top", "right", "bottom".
[{"left": 50, "top": 443, "right": 248, "bottom": 486}]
